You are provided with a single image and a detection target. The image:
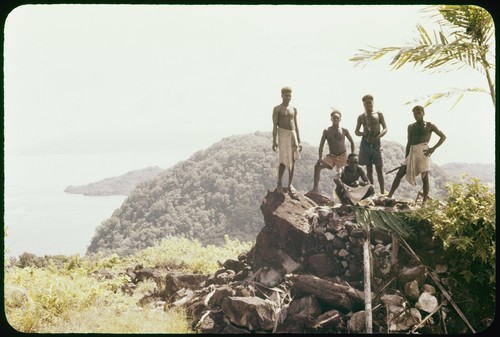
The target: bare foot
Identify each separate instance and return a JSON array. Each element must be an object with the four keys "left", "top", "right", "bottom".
[
  {"left": 288, "top": 186, "right": 299, "bottom": 200},
  {"left": 276, "top": 185, "right": 284, "bottom": 194}
]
